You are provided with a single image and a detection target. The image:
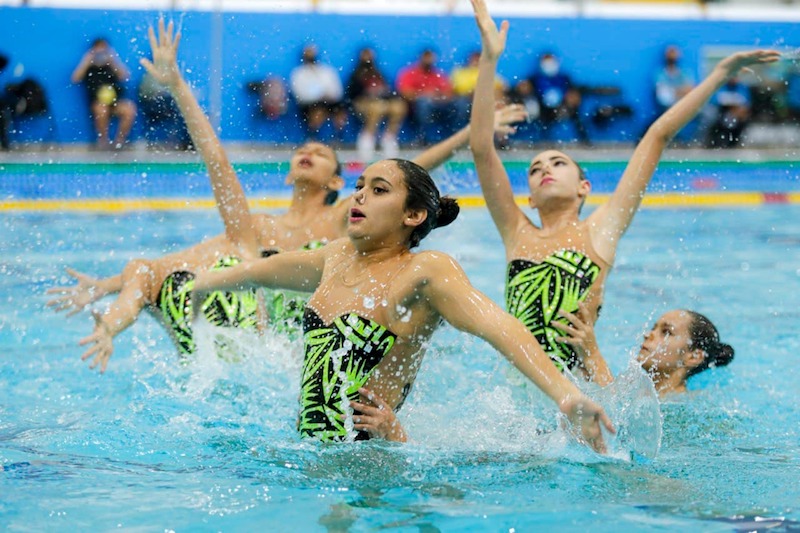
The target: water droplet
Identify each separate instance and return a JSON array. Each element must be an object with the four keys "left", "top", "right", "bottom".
[{"left": 363, "top": 296, "right": 375, "bottom": 309}]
